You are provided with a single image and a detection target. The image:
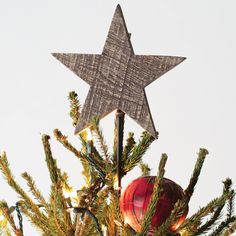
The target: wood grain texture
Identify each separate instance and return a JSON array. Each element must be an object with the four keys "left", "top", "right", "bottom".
[{"left": 53, "top": 4, "right": 186, "bottom": 138}]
